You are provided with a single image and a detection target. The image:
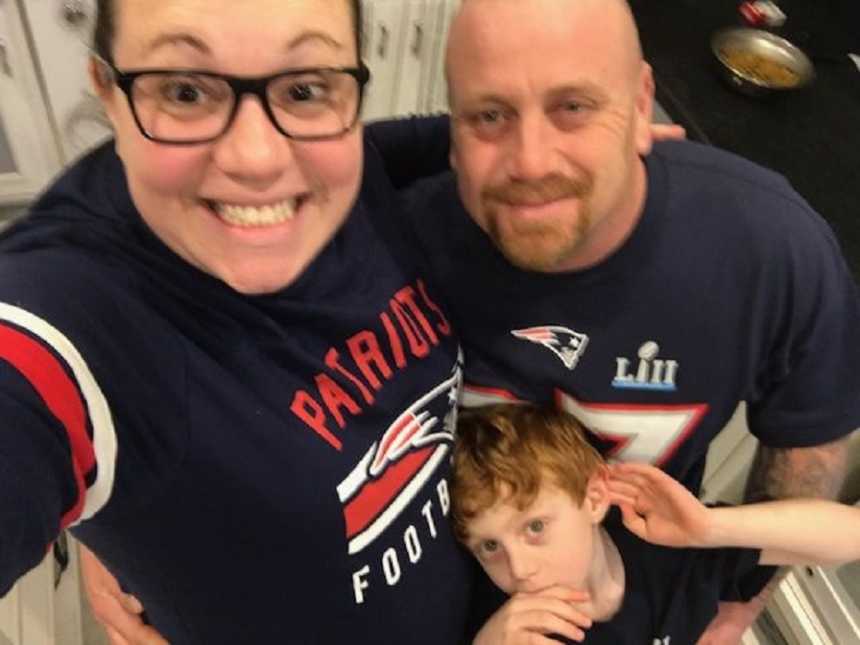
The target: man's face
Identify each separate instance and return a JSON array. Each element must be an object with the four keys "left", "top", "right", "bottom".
[
  {"left": 465, "top": 481, "right": 604, "bottom": 595},
  {"left": 447, "top": 0, "right": 654, "bottom": 272},
  {"left": 96, "top": 0, "right": 363, "bottom": 294}
]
